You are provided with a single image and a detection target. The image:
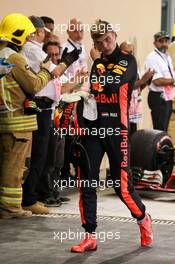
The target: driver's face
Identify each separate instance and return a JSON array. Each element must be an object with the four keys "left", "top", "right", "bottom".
[{"left": 94, "top": 32, "right": 117, "bottom": 55}]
